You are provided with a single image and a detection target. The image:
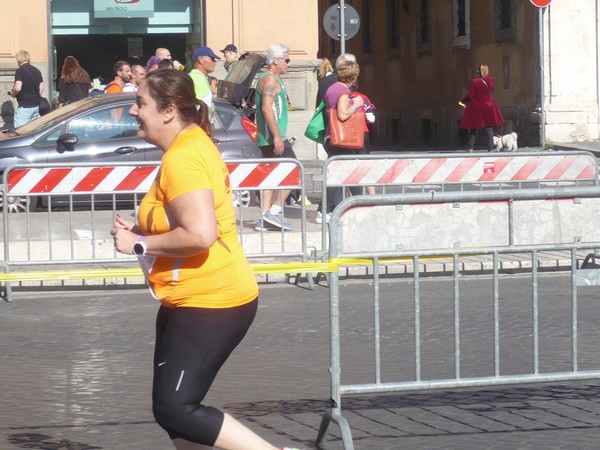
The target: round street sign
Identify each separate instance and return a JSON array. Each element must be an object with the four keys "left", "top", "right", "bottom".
[
  {"left": 323, "top": 4, "right": 361, "bottom": 41},
  {"left": 530, "top": 0, "right": 552, "bottom": 7}
]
